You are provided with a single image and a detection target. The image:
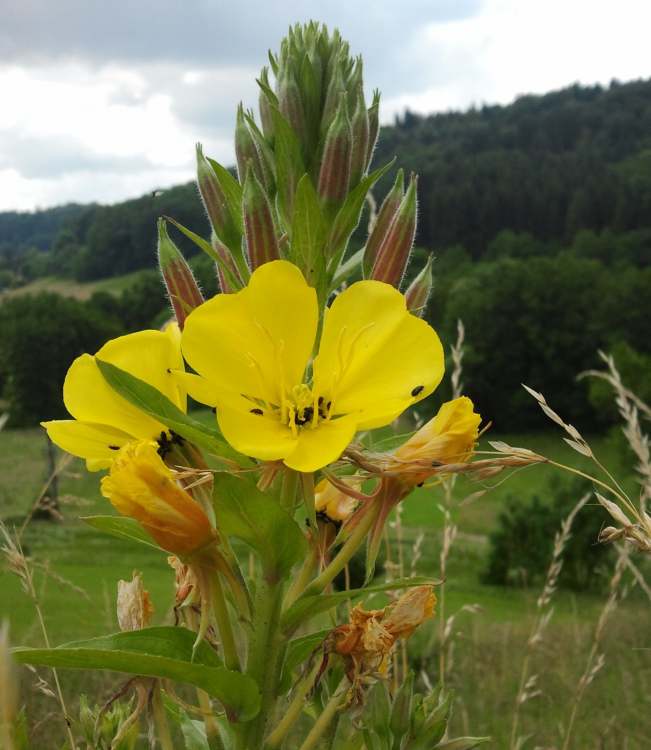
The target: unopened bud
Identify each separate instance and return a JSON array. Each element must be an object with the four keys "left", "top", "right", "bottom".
[
  {"left": 235, "top": 104, "right": 271, "bottom": 190},
  {"left": 196, "top": 143, "right": 233, "bottom": 243},
  {"left": 317, "top": 95, "right": 352, "bottom": 208},
  {"left": 258, "top": 67, "right": 276, "bottom": 140},
  {"left": 243, "top": 165, "right": 280, "bottom": 269},
  {"left": 366, "top": 90, "right": 381, "bottom": 171},
  {"left": 321, "top": 64, "right": 345, "bottom": 135},
  {"left": 371, "top": 174, "right": 418, "bottom": 287},
  {"left": 212, "top": 233, "right": 242, "bottom": 294},
  {"left": 117, "top": 571, "right": 154, "bottom": 632},
  {"left": 157, "top": 219, "right": 204, "bottom": 328},
  {"left": 390, "top": 671, "right": 414, "bottom": 740},
  {"left": 278, "top": 69, "right": 307, "bottom": 149},
  {"left": 405, "top": 255, "right": 434, "bottom": 316},
  {"left": 349, "top": 88, "right": 369, "bottom": 188},
  {"left": 363, "top": 169, "right": 404, "bottom": 277}
]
